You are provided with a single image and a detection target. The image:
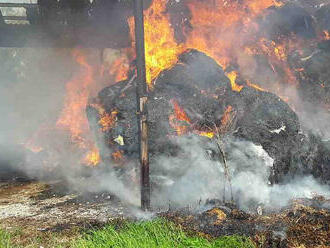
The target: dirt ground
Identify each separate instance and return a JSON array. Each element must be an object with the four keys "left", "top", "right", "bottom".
[
  {"left": 0, "top": 177, "right": 128, "bottom": 232},
  {"left": 0, "top": 176, "right": 329, "bottom": 248}
]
